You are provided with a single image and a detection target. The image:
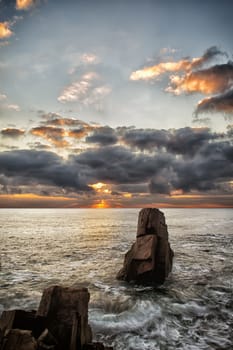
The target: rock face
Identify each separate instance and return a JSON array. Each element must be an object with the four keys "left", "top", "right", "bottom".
[
  {"left": 117, "top": 208, "right": 174, "bottom": 285},
  {"left": 0, "top": 286, "right": 112, "bottom": 350},
  {"left": 37, "top": 286, "right": 92, "bottom": 349}
]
